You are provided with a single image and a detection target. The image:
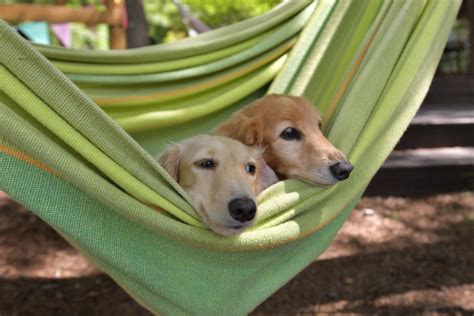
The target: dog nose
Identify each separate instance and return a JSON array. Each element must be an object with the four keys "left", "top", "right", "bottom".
[
  {"left": 330, "top": 161, "right": 353, "bottom": 181},
  {"left": 228, "top": 198, "right": 257, "bottom": 222}
]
